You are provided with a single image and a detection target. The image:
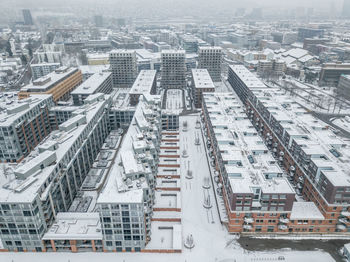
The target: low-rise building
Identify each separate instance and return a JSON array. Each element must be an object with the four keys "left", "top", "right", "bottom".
[
  {"left": 19, "top": 67, "right": 82, "bottom": 103},
  {"left": 71, "top": 72, "right": 112, "bottom": 105}
]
